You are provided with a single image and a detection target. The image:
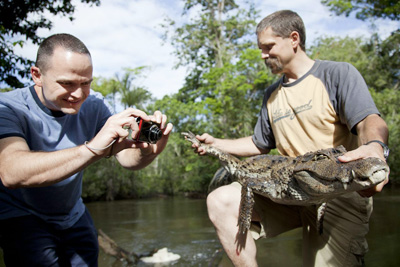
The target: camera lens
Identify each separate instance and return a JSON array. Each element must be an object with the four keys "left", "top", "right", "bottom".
[
  {"left": 134, "top": 117, "right": 162, "bottom": 144},
  {"left": 147, "top": 125, "right": 162, "bottom": 143}
]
